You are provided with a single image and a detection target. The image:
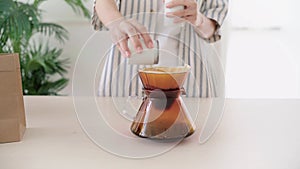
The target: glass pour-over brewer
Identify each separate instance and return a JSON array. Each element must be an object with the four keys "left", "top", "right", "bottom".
[{"left": 131, "top": 65, "right": 195, "bottom": 140}]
